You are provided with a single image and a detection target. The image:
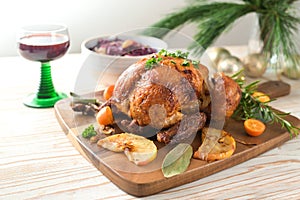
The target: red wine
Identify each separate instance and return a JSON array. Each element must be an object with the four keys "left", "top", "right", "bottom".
[{"left": 18, "top": 33, "right": 70, "bottom": 62}]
